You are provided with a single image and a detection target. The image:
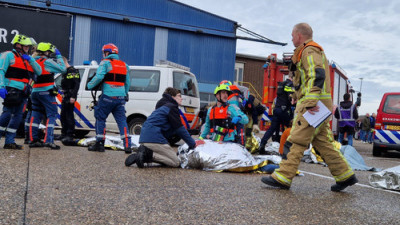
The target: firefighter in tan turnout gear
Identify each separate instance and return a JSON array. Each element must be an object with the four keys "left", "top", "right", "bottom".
[{"left": 261, "top": 23, "right": 358, "bottom": 192}]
